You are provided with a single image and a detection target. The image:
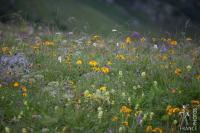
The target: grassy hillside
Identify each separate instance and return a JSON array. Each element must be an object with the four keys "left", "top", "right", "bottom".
[{"left": 15, "top": 0, "right": 157, "bottom": 34}]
